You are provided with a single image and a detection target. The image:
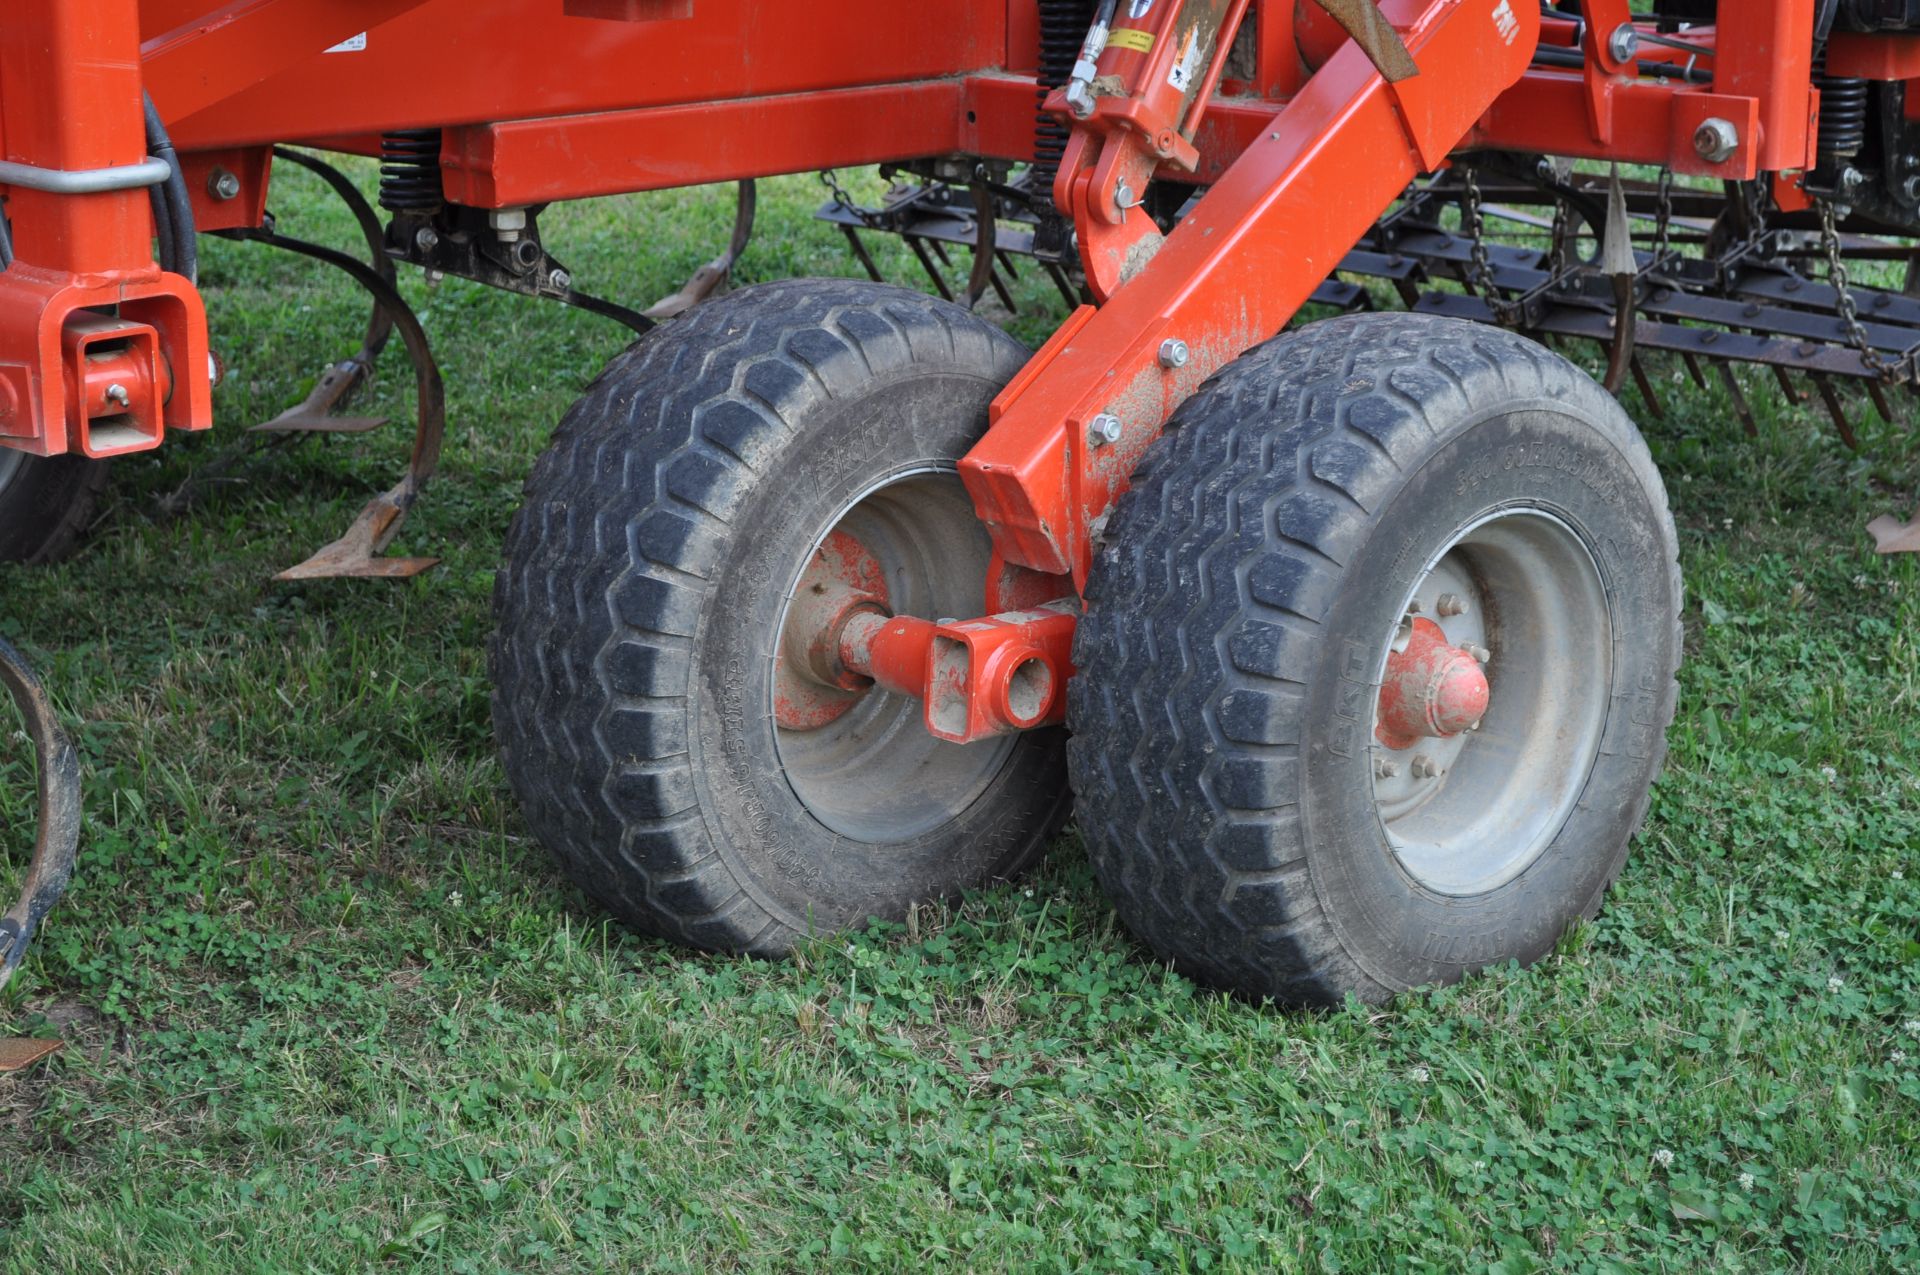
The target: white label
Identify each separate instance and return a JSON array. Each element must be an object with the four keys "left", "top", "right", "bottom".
[
  {"left": 326, "top": 32, "right": 367, "bottom": 52},
  {"left": 1490, "top": 0, "right": 1518, "bottom": 44},
  {"left": 1167, "top": 29, "right": 1199, "bottom": 92}
]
